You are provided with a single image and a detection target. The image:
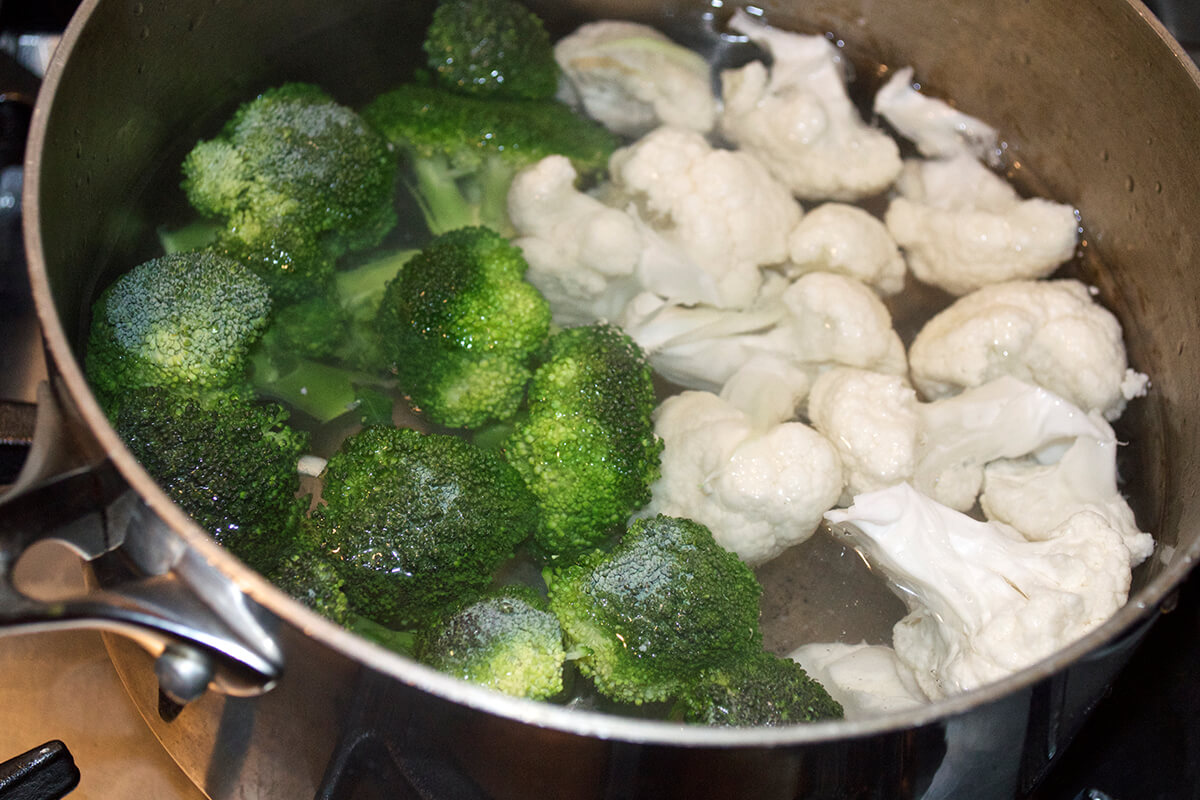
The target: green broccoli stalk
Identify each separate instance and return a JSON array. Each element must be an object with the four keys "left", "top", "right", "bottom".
[
  {"left": 423, "top": 0, "right": 560, "bottom": 100},
  {"left": 676, "top": 651, "right": 844, "bottom": 726},
  {"left": 546, "top": 515, "right": 763, "bottom": 705},
  {"left": 181, "top": 82, "right": 399, "bottom": 302},
  {"left": 114, "top": 386, "right": 310, "bottom": 575},
  {"left": 504, "top": 323, "right": 662, "bottom": 563},
  {"left": 362, "top": 83, "right": 618, "bottom": 236},
  {"left": 85, "top": 251, "right": 272, "bottom": 416},
  {"left": 311, "top": 426, "right": 537, "bottom": 628},
  {"left": 416, "top": 585, "right": 566, "bottom": 700},
  {"left": 374, "top": 226, "right": 551, "bottom": 429}
]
